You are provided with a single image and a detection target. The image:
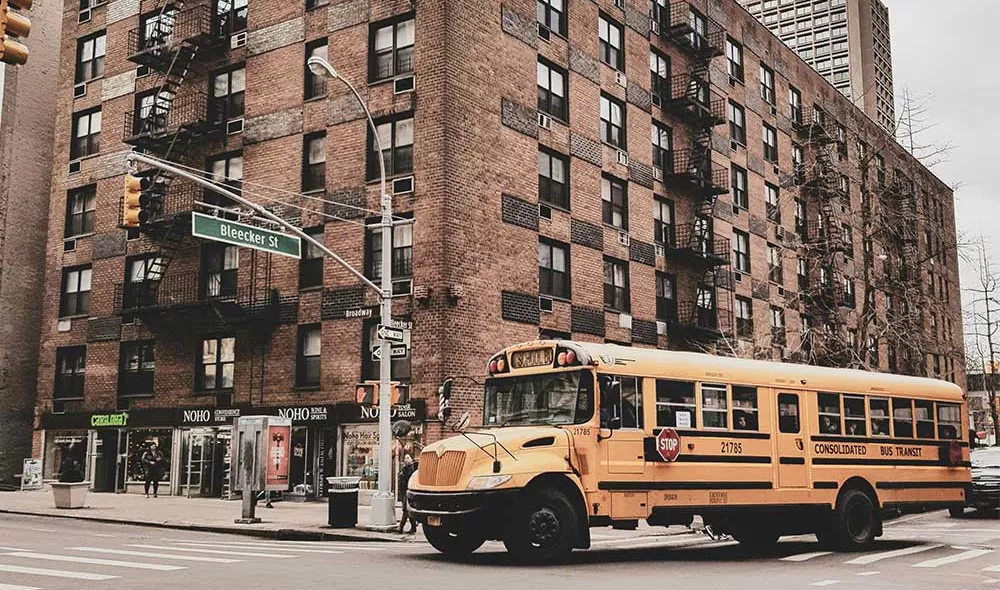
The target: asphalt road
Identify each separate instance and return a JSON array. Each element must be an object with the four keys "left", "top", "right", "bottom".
[{"left": 0, "top": 510, "right": 997, "bottom": 590}]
